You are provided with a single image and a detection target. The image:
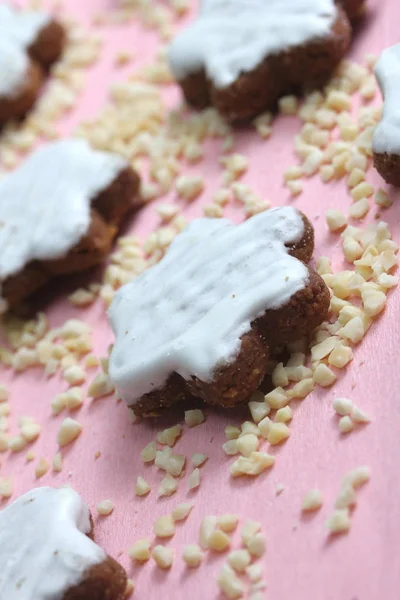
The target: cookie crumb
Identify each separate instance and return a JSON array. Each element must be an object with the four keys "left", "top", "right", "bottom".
[
  {"left": 97, "top": 499, "right": 114, "bottom": 516},
  {"left": 183, "top": 544, "right": 203, "bottom": 567},
  {"left": 185, "top": 409, "right": 205, "bottom": 427},
  {"left": 152, "top": 545, "right": 174, "bottom": 569},
  {"left": 57, "top": 417, "right": 82, "bottom": 447},
  {"left": 302, "top": 489, "right": 323, "bottom": 511}
]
